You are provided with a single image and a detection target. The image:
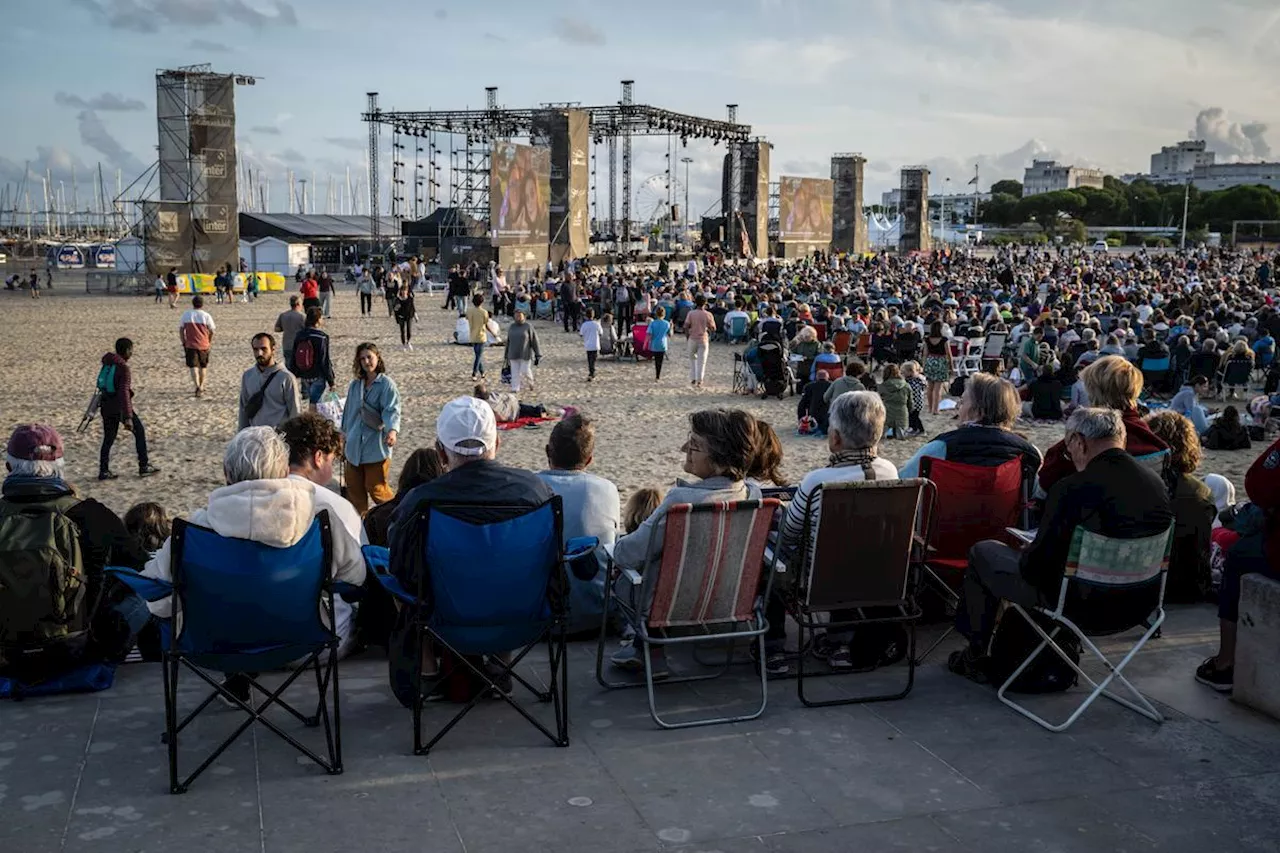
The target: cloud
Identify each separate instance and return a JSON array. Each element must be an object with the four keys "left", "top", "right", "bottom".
[
  {"left": 189, "top": 38, "right": 232, "bottom": 53},
  {"left": 278, "top": 148, "right": 307, "bottom": 164},
  {"left": 54, "top": 91, "right": 146, "bottom": 111},
  {"left": 1193, "top": 107, "right": 1271, "bottom": 161},
  {"left": 553, "top": 16, "right": 605, "bottom": 46},
  {"left": 915, "top": 139, "right": 1104, "bottom": 192},
  {"left": 483, "top": 32, "right": 508, "bottom": 43},
  {"left": 251, "top": 125, "right": 282, "bottom": 135},
  {"left": 0, "top": 146, "right": 92, "bottom": 191},
  {"left": 76, "top": 110, "right": 145, "bottom": 175},
  {"left": 324, "top": 137, "right": 366, "bottom": 152},
  {"left": 71, "top": 0, "right": 296, "bottom": 33}
]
